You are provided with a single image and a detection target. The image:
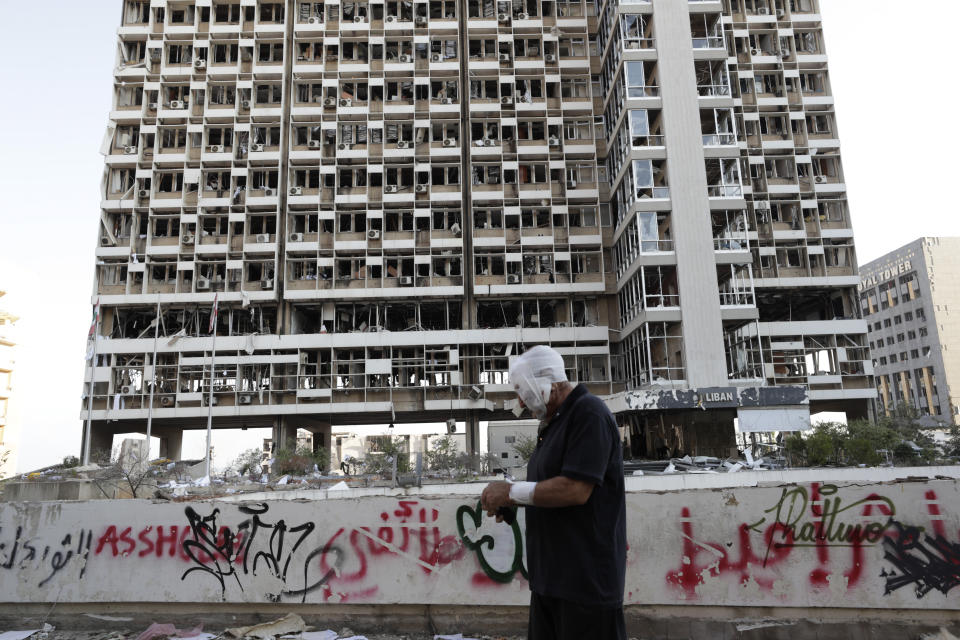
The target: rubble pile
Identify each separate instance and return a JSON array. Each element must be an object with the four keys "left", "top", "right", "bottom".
[{"left": 623, "top": 452, "right": 785, "bottom": 476}]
